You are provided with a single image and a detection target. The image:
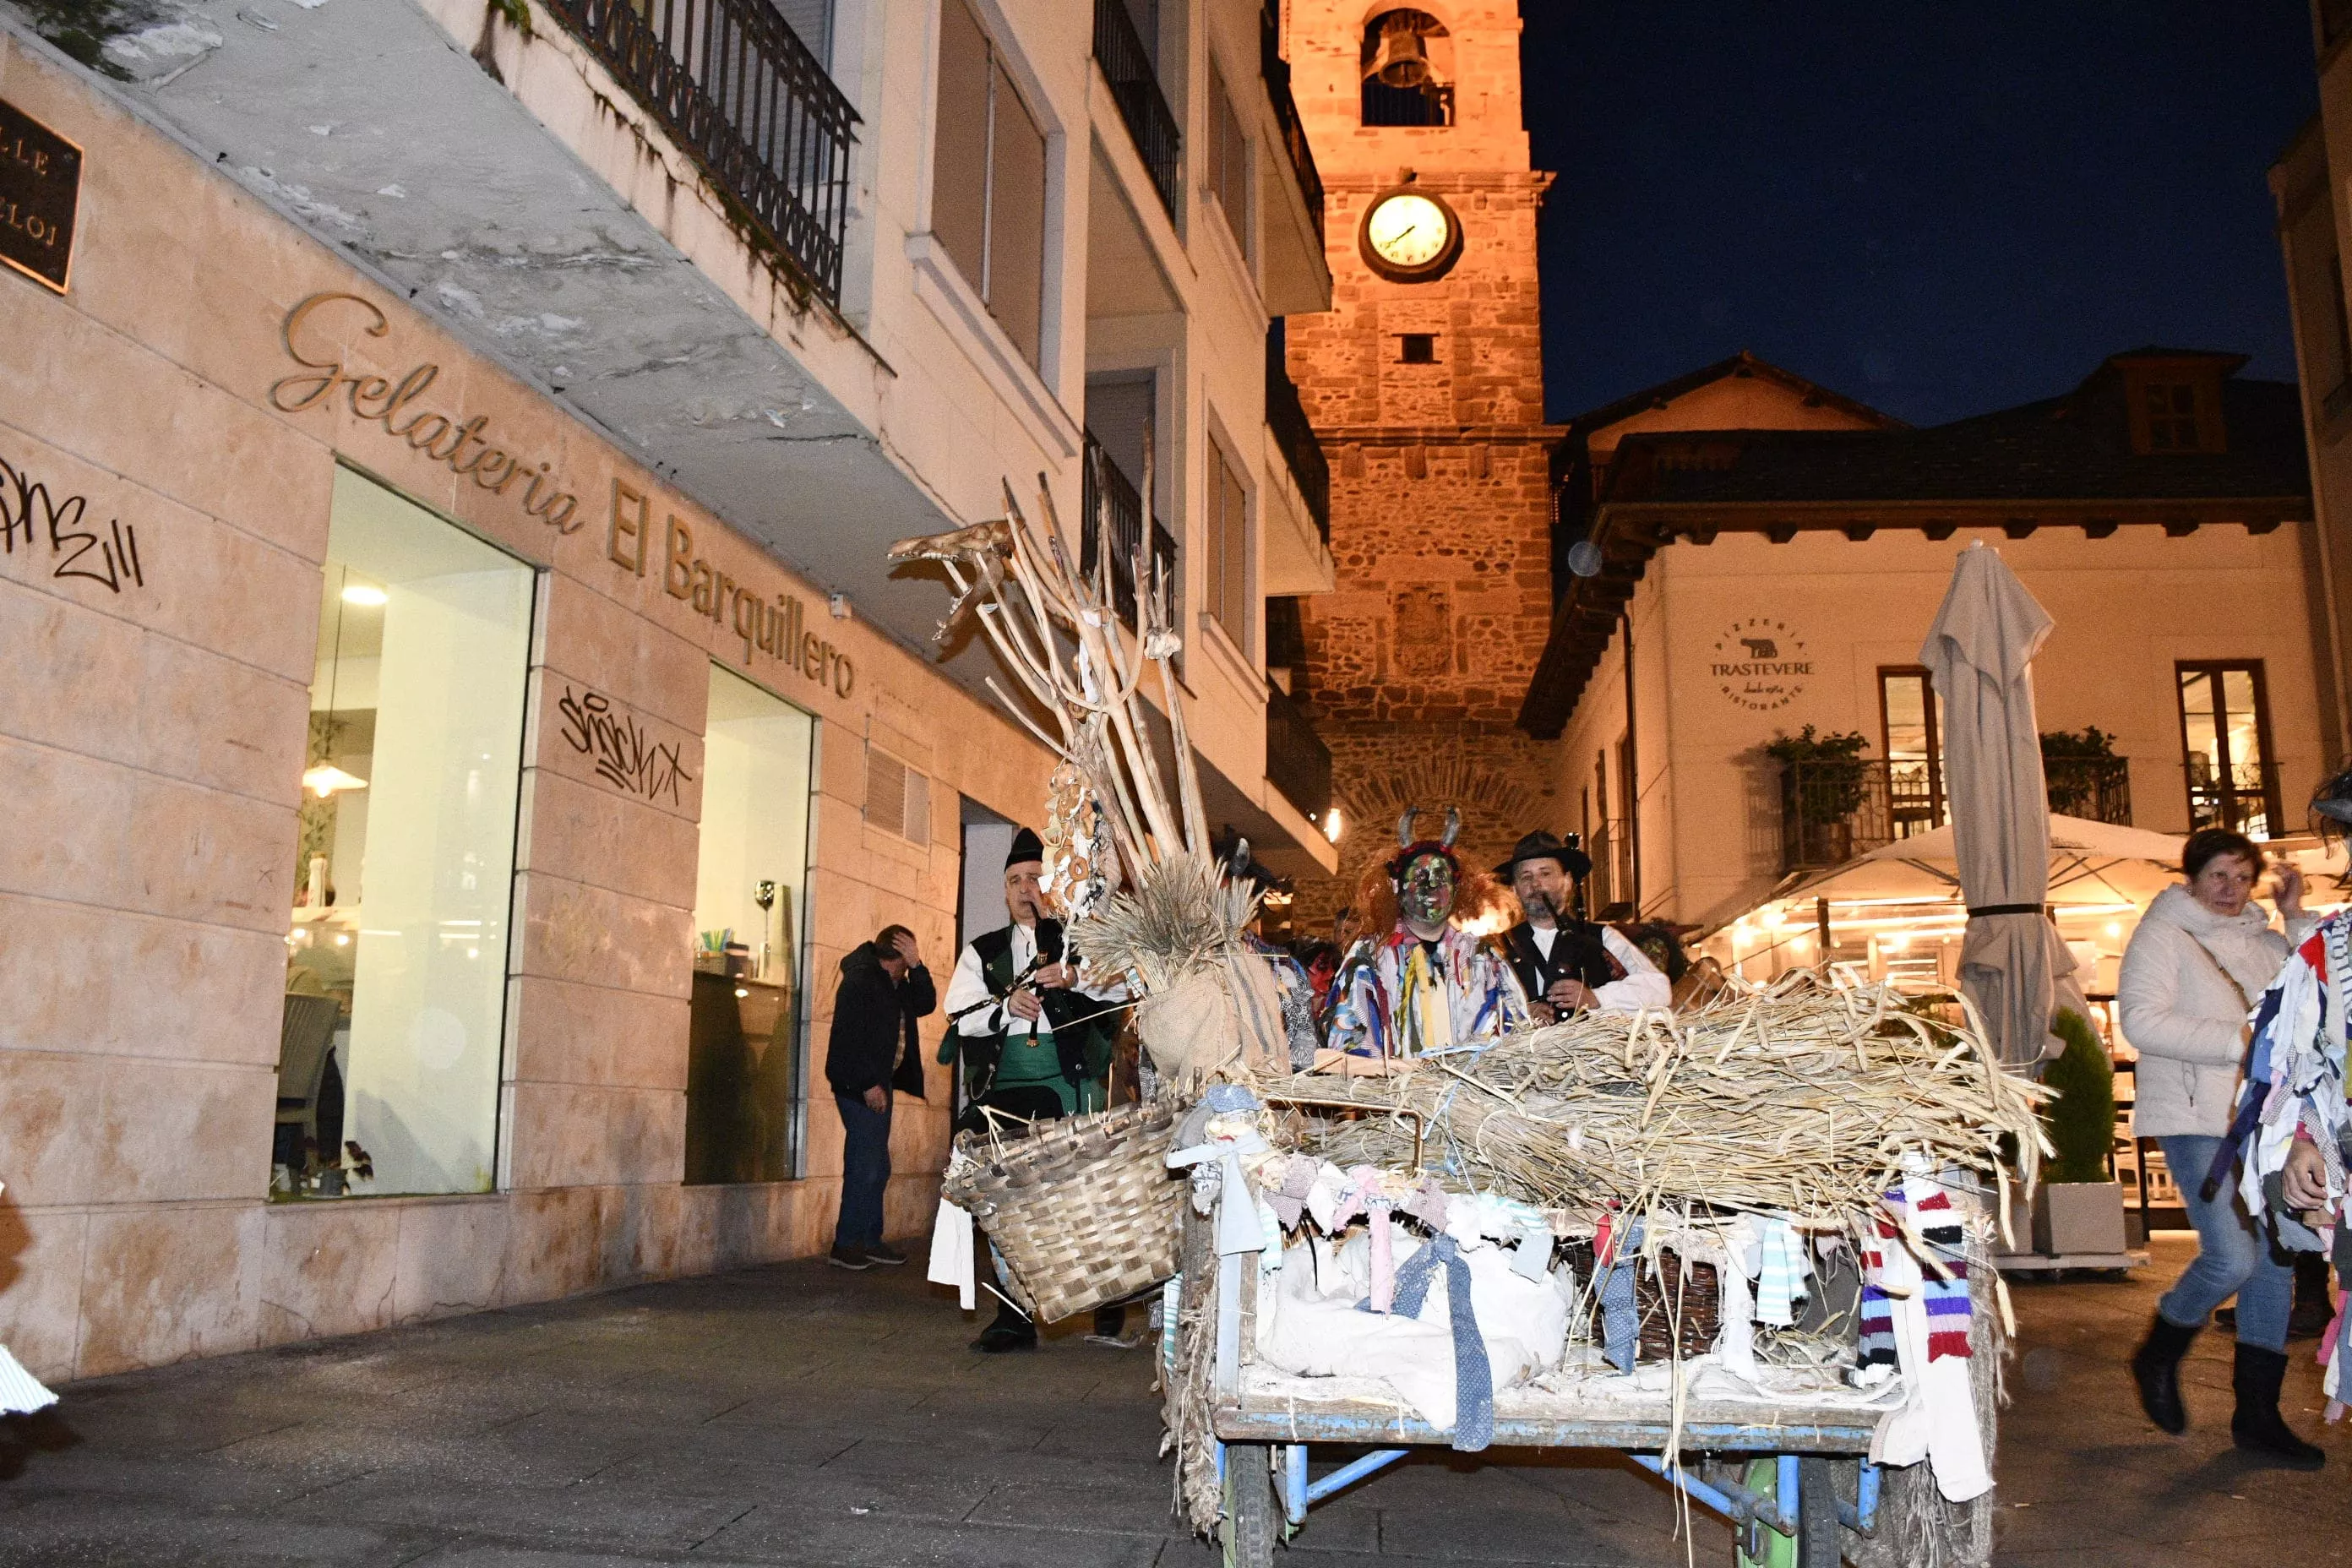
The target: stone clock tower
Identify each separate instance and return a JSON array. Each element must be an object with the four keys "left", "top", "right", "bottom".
[{"left": 1279, "top": 2, "right": 1561, "bottom": 933}]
